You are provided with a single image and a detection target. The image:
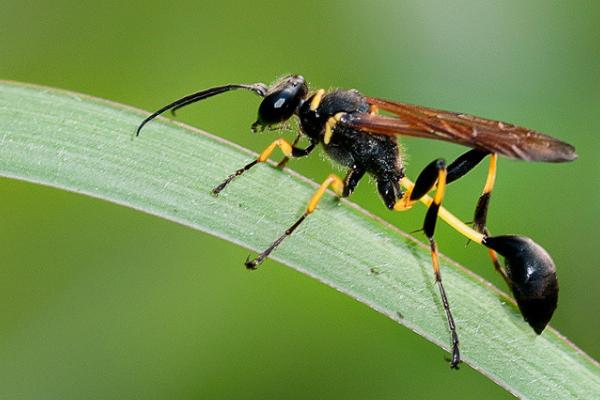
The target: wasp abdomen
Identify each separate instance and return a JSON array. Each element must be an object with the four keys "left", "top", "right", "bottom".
[{"left": 483, "top": 235, "right": 558, "bottom": 334}]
